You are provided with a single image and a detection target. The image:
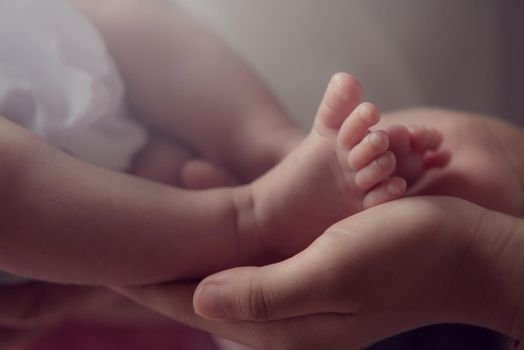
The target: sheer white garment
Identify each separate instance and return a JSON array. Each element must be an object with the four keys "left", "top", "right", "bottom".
[
  {"left": 0, "top": 0, "right": 148, "bottom": 284},
  {"left": 0, "top": 0, "right": 147, "bottom": 171}
]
